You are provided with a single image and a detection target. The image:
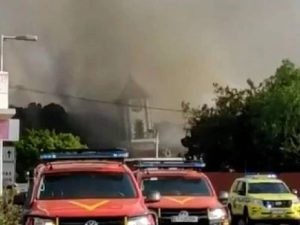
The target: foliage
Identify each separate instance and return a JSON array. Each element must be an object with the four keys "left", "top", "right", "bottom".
[
  {"left": 15, "top": 129, "right": 87, "bottom": 182},
  {"left": 182, "top": 60, "right": 300, "bottom": 171},
  {"left": 0, "top": 190, "right": 22, "bottom": 225}
]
